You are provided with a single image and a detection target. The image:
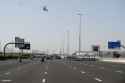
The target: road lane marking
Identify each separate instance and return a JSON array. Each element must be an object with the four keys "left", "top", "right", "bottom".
[
  {"left": 80, "top": 71, "right": 86, "bottom": 74},
  {"left": 44, "top": 72, "right": 48, "bottom": 75},
  {"left": 115, "top": 70, "right": 124, "bottom": 74},
  {"left": 4, "top": 72, "right": 11, "bottom": 75},
  {"left": 42, "top": 78, "right": 46, "bottom": 83},
  {"left": 1, "top": 79, "right": 12, "bottom": 82},
  {"left": 94, "top": 77, "right": 102, "bottom": 82}
]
